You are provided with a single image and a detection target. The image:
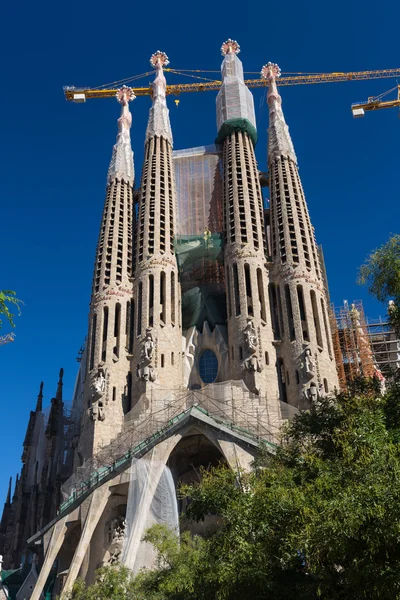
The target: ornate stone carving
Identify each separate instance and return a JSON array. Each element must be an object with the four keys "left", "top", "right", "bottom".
[
  {"left": 137, "top": 329, "right": 157, "bottom": 382},
  {"left": 136, "top": 363, "right": 157, "bottom": 382},
  {"left": 303, "top": 381, "right": 321, "bottom": 404},
  {"left": 144, "top": 329, "right": 154, "bottom": 360},
  {"left": 243, "top": 319, "right": 263, "bottom": 373},
  {"left": 243, "top": 355, "right": 262, "bottom": 373},
  {"left": 90, "top": 367, "right": 107, "bottom": 421},
  {"left": 301, "top": 347, "right": 315, "bottom": 381},
  {"left": 244, "top": 319, "right": 258, "bottom": 353},
  {"left": 106, "top": 517, "right": 126, "bottom": 565}
]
